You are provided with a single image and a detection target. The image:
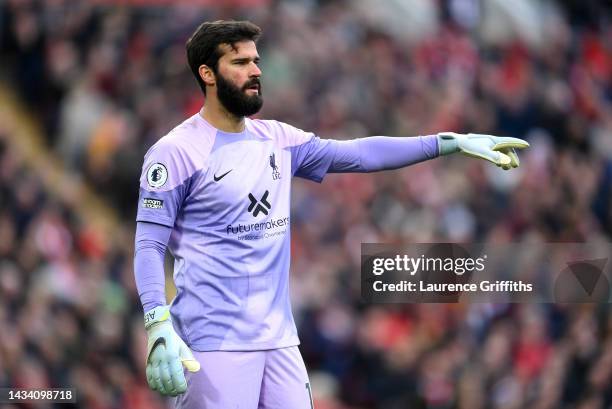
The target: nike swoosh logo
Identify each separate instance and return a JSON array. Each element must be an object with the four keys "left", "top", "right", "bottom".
[{"left": 213, "top": 169, "right": 233, "bottom": 182}]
